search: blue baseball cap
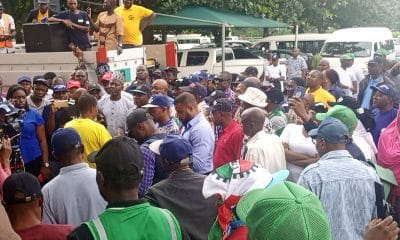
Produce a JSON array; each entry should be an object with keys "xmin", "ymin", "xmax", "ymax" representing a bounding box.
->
[
  {"xmin": 17, "ymin": 76, "xmax": 32, "ymax": 84},
  {"xmin": 52, "ymin": 84, "xmax": 68, "ymax": 93},
  {"xmin": 142, "ymin": 94, "xmax": 170, "ymax": 108},
  {"xmin": 51, "ymin": 128, "xmax": 83, "ymax": 155},
  {"xmin": 190, "ymin": 70, "xmax": 208, "ymax": 83},
  {"xmin": 149, "ymin": 135, "xmax": 192, "ymax": 164},
  {"xmin": 371, "ymin": 84, "xmax": 397, "ymax": 99},
  {"xmin": 309, "ymin": 117, "xmax": 349, "ymax": 144},
  {"xmin": 180, "ymin": 82, "xmax": 207, "ymax": 99}
]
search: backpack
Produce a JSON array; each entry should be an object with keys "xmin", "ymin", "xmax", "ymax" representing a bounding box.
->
[{"xmin": 143, "ymin": 133, "xmax": 169, "ymax": 184}]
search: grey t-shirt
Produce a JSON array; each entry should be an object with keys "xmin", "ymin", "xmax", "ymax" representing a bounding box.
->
[
  {"xmin": 42, "ymin": 163, "xmax": 107, "ymax": 227},
  {"xmin": 287, "ymin": 56, "xmax": 308, "ymax": 79},
  {"xmin": 145, "ymin": 170, "xmax": 217, "ymax": 240}
]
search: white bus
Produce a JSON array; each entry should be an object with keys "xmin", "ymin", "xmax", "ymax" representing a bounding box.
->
[{"xmin": 253, "ymin": 33, "xmax": 332, "ymax": 54}]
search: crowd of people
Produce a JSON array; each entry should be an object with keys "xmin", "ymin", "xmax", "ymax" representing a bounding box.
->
[{"xmin": 2, "ymin": 0, "xmax": 400, "ymax": 240}]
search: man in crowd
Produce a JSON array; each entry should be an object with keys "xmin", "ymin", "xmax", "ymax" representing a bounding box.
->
[
  {"xmin": 318, "ymin": 59, "xmax": 330, "ymax": 71},
  {"xmin": 73, "ymin": 70, "xmax": 88, "ymax": 90},
  {"xmin": 126, "ymin": 109, "xmax": 168, "ymax": 195},
  {"xmin": 67, "ymin": 137, "xmax": 183, "ymax": 240},
  {"xmin": 98, "ymin": 72, "xmax": 135, "ymax": 137},
  {"xmin": 164, "ymin": 67, "xmax": 179, "ymax": 88},
  {"xmin": 115, "ymin": 0, "xmax": 155, "ymax": 48},
  {"xmin": 265, "ymin": 54, "xmax": 286, "ymax": 91},
  {"xmin": 216, "ymin": 71, "xmax": 236, "ymax": 103},
  {"xmin": 3, "ymin": 172, "xmax": 73, "ymax": 239},
  {"xmin": 134, "ymin": 64, "xmax": 151, "ymax": 85},
  {"xmin": 287, "ymin": 47, "xmax": 308, "ymax": 80},
  {"xmin": 88, "ymin": 0, "xmax": 123, "ymax": 54},
  {"xmin": 298, "ymin": 117, "xmax": 380, "ymax": 240},
  {"xmin": 265, "ymin": 88, "xmax": 287, "ymax": 136},
  {"xmin": 286, "ymin": 77, "xmax": 306, "ymax": 98},
  {"xmin": 43, "ymin": 84, "xmax": 70, "ymax": 136},
  {"xmin": 238, "ymin": 87, "xmax": 267, "ymax": 112},
  {"xmin": 131, "ymin": 84, "xmax": 151, "ymax": 108},
  {"xmin": 152, "ymin": 79, "xmax": 174, "ymax": 109},
  {"xmin": 26, "ymin": 0, "xmax": 56, "ymax": 23},
  {"xmin": 17, "ymin": 76, "xmax": 32, "ymax": 95},
  {"xmin": 49, "ymin": 0, "xmax": 91, "ymax": 51},
  {"xmin": 142, "ymin": 94, "xmax": 179, "ymax": 135},
  {"xmin": 181, "ymin": 82, "xmax": 208, "ymax": 116},
  {"xmin": 0, "ymin": 2, "xmax": 16, "ymax": 54},
  {"xmin": 241, "ymin": 66, "xmax": 259, "ymax": 78},
  {"xmin": 306, "ymin": 70, "xmax": 336, "ymax": 108},
  {"xmin": 370, "ymin": 84, "xmax": 398, "ymax": 145},
  {"xmin": 241, "ymin": 107, "xmax": 286, "ymax": 173},
  {"xmin": 358, "ymin": 59, "xmax": 394, "ymax": 109},
  {"xmin": 42, "ymin": 128, "xmax": 106, "ymax": 227},
  {"xmin": 64, "ymin": 94, "xmax": 111, "ymax": 167},
  {"xmin": 88, "ymin": 83, "xmax": 102, "ymax": 100},
  {"xmin": 175, "ymin": 93, "xmax": 215, "ymax": 174},
  {"xmin": 27, "ymin": 77, "xmax": 50, "ymax": 114},
  {"xmin": 67, "ymin": 79, "xmax": 81, "ymax": 95},
  {"xmin": 146, "ymin": 135, "xmax": 217, "ymax": 240},
  {"xmin": 335, "ymin": 53, "xmax": 357, "ymax": 96},
  {"xmin": 211, "ymin": 98, "xmax": 244, "ymax": 169}
]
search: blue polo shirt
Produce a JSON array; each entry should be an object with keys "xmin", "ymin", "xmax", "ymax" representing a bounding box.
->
[
  {"xmin": 361, "ymin": 76, "xmax": 381, "ymax": 109},
  {"xmin": 20, "ymin": 109, "xmax": 45, "ymax": 163},
  {"xmin": 371, "ymin": 107, "xmax": 398, "ymax": 145},
  {"xmin": 54, "ymin": 10, "xmax": 91, "ymax": 50}
]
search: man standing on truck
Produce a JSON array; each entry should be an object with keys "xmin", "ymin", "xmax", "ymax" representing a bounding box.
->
[
  {"xmin": 287, "ymin": 48, "xmax": 308, "ymax": 80},
  {"xmin": 0, "ymin": 2, "xmax": 16, "ymax": 54},
  {"xmin": 87, "ymin": 0, "xmax": 123, "ymax": 55},
  {"xmin": 115, "ymin": 0, "xmax": 155, "ymax": 48},
  {"xmin": 49, "ymin": 0, "xmax": 91, "ymax": 51},
  {"xmin": 25, "ymin": 0, "xmax": 57, "ymax": 23}
]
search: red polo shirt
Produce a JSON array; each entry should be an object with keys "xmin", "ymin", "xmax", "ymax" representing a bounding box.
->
[{"xmin": 213, "ymin": 120, "xmax": 244, "ymax": 169}]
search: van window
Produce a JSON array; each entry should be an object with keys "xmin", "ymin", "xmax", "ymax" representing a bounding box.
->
[
  {"xmin": 277, "ymin": 41, "xmax": 325, "ymax": 54},
  {"xmin": 382, "ymin": 39, "xmax": 394, "ymax": 53},
  {"xmin": 216, "ymin": 50, "xmax": 234, "ymax": 63},
  {"xmin": 321, "ymin": 42, "xmax": 372, "ymax": 57},
  {"xmin": 232, "ymin": 48, "xmax": 259, "ymax": 59},
  {"xmin": 187, "ymin": 51, "xmax": 209, "ymax": 66}
]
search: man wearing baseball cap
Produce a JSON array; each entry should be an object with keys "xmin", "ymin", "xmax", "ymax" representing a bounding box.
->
[
  {"xmin": 142, "ymin": 94, "xmax": 179, "ymax": 135},
  {"xmin": 26, "ymin": 0, "xmax": 56, "ymax": 23},
  {"xmin": 129, "ymin": 84, "xmax": 151, "ymax": 108},
  {"xmin": 3, "ymin": 172, "xmax": 73, "ymax": 239},
  {"xmin": 241, "ymin": 66, "xmax": 259, "ymax": 78},
  {"xmin": 42, "ymin": 128, "xmax": 106, "ymax": 227},
  {"xmin": 236, "ymin": 181, "xmax": 331, "ymax": 240},
  {"xmin": 181, "ymin": 82, "xmax": 209, "ymax": 116},
  {"xmin": 68, "ymin": 137, "xmax": 183, "ymax": 240},
  {"xmin": 335, "ymin": 53, "xmax": 357, "ymax": 96},
  {"xmin": 265, "ymin": 88, "xmax": 287, "ymax": 136},
  {"xmin": 298, "ymin": 117, "xmax": 380, "ymax": 240},
  {"xmin": 146, "ymin": 135, "xmax": 217, "ymax": 240},
  {"xmin": 17, "ymin": 76, "xmax": 32, "ymax": 95},
  {"xmin": 42, "ymin": 84, "xmax": 70, "ymax": 136},
  {"xmin": 211, "ymin": 98, "xmax": 244, "ymax": 169},
  {"xmin": 27, "ymin": 76, "xmax": 51, "ymax": 114},
  {"xmin": 370, "ymin": 84, "xmax": 398, "ymax": 145}
]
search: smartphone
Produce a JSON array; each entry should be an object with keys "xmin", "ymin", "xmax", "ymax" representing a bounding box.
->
[
  {"xmin": 293, "ymin": 86, "xmax": 307, "ymax": 99},
  {"xmin": 53, "ymin": 100, "xmax": 69, "ymax": 109}
]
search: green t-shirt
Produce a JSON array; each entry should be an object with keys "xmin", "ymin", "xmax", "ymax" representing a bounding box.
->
[{"xmin": 85, "ymin": 202, "xmax": 182, "ymax": 240}]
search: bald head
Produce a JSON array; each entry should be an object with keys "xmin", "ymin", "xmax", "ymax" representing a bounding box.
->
[
  {"xmin": 72, "ymin": 88, "xmax": 88, "ymax": 101},
  {"xmin": 303, "ymin": 93, "xmax": 315, "ymax": 110},
  {"xmin": 152, "ymin": 79, "xmax": 169, "ymax": 95},
  {"xmin": 318, "ymin": 59, "xmax": 330, "ymax": 71},
  {"xmin": 241, "ymin": 107, "xmax": 266, "ymax": 137}
]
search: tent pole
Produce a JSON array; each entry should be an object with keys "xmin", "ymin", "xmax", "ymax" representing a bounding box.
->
[{"xmin": 222, "ymin": 24, "xmax": 226, "ymax": 72}]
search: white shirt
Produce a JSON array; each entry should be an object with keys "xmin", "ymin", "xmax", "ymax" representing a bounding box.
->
[
  {"xmin": 243, "ymin": 130, "xmax": 286, "ymax": 173},
  {"xmin": 349, "ymin": 65, "xmax": 365, "ymax": 97},
  {"xmin": 280, "ymin": 124, "xmax": 317, "ymax": 181},
  {"xmin": 0, "ymin": 14, "xmax": 15, "ymax": 53},
  {"xmin": 335, "ymin": 67, "xmax": 355, "ymax": 96},
  {"xmin": 98, "ymin": 94, "xmax": 135, "ymax": 137},
  {"xmin": 353, "ymin": 120, "xmax": 377, "ymax": 162},
  {"xmin": 265, "ymin": 64, "xmax": 287, "ymax": 89}
]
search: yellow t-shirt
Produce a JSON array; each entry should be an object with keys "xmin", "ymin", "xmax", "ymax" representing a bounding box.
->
[
  {"xmin": 37, "ymin": 11, "xmax": 49, "ymax": 23},
  {"xmin": 307, "ymin": 87, "xmax": 336, "ymax": 108},
  {"xmin": 64, "ymin": 118, "xmax": 112, "ymax": 168},
  {"xmin": 115, "ymin": 5, "xmax": 153, "ymax": 45}
]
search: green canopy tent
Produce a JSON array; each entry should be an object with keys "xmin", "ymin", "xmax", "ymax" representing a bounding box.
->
[{"xmin": 150, "ymin": 6, "xmax": 289, "ymax": 71}]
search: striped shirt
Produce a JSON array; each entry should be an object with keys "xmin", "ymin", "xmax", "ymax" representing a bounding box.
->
[{"xmin": 298, "ymin": 150, "xmax": 379, "ymax": 240}]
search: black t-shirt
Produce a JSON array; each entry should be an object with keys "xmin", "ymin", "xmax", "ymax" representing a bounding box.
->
[{"xmin": 53, "ymin": 10, "xmax": 91, "ymax": 50}]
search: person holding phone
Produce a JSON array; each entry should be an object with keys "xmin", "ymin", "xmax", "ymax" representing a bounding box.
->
[{"xmin": 306, "ymin": 70, "xmax": 336, "ymax": 108}]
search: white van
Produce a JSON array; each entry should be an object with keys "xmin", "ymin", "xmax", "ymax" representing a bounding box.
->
[
  {"xmin": 253, "ymin": 33, "xmax": 332, "ymax": 54},
  {"xmin": 167, "ymin": 34, "xmax": 212, "ymax": 50},
  {"xmin": 320, "ymin": 27, "xmax": 395, "ymax": 71}
]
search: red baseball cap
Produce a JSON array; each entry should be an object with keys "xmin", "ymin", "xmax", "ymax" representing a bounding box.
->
[
  {"xmin": 67, "ymin": 80, "xmax": 81, "ymax": 89},
  {"xmin": 102, "ymin": 71, "xmax": 113, "ymax": 82}
]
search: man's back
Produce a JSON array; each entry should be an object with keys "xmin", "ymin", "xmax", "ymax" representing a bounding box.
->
[
  {"xmin": 145, "ymin": 171, "xmax": 217, "ymax": 240},
  {"xmin": 298, "ymin": 150, "xmax": 379, "ymax": 240},
  {"xmin": 42, "ymin": 163, "xmax": 107, "ymax": 227},
  {"xmin": 16, "ymin": 224, "xmax": 73, "ymax": 240},
  {"xmin": 65, "ymin": 118, "xmax": 112, "ymax": 167},
  {"xmin": 68, "ymin": 201, "xmax": 183, "ymax": 240},
  {"xmin": 244, "ymin": 130, "xmax": 286, "ymax": 173}
]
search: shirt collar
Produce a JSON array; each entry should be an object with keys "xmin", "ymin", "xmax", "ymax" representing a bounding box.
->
[
  {"xmin": 107, "ymin": 199, "xmax": 147, "ymax": 209},
  {"xmin": 60, "ymin": 163, "xmax": 89, "ymax": 174},
  {"xmin": 185, "ymin": 112, "xmax": 202, "ymax": 129},
  {"xmin": 320, "ymin": 150, "xmax": 353, "ymax": 161}
]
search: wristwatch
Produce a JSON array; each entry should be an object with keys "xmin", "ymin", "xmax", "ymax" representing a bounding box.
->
[{"xmin": 43, "ymin": 162, "xmax": 50, "ymax": 168}]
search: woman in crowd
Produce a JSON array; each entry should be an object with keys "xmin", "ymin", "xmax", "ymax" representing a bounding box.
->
[
  {"xmin": 322, "ymin": 69, "xmax": 347, "ymax": 100},
  {"xmin": 6, "ymin": 84, "xmax": 50, "ymax": 178}
]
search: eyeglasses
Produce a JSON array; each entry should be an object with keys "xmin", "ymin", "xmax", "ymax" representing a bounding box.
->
[{"xmin": 312, "ymin": 137, "xmax": 325, "ymax": 145}]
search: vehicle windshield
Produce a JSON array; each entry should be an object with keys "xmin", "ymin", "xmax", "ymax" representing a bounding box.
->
[{"xmin": 321, "ymin": 42, "xmax": 372, "ymax": 57}]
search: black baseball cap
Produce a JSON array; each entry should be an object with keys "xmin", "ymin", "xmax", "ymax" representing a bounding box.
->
[
  {"xmin": 33, "ymin": 76, "xmax": 50, "ymax": 88},
  {"xmin": 3, "ymin": 172, "xmax": 42, "ymax": 205},
  {"xmin": 205, "ymin": 90, "xmax": 226, "ymax": 104},
  {"xmin": 126, "ymin": 108, "xmax": 152, "ymax": 131},
  {"xmin": 88, "ymin": 83, "xmax": 101, "ymax": 93},
  {"xmin": 88, "ymin": 137, "xmax": 144, "ymax": 181},
  {"xmin": 210, "ymin": 98, "xmax": 232, "ymax": 112},
  {"xmin": 131, "ymin": 85, "xmax": 151, "ymax": 96},
  {"xmin": 266, "ymin": 88, "xmax": 284, "ymax": 104},
  {"xmin": 242, "ymin": 66, "xmax": 258, "ymax": 76}
]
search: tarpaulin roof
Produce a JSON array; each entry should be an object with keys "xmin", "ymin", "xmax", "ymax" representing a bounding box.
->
[{"xmin": 151, "ymin": 6, "xmax": 288, "ymax": 28}]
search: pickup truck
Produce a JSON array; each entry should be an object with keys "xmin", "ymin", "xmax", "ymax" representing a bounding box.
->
[{"xmin": 177, "ymin": 47, "xmax": 265, "ymax": 77}]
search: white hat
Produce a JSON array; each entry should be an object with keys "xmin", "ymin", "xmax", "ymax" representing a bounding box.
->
[{"xmin": 238, "ymin": 87, "xmax": 267, "ymax": 108}]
